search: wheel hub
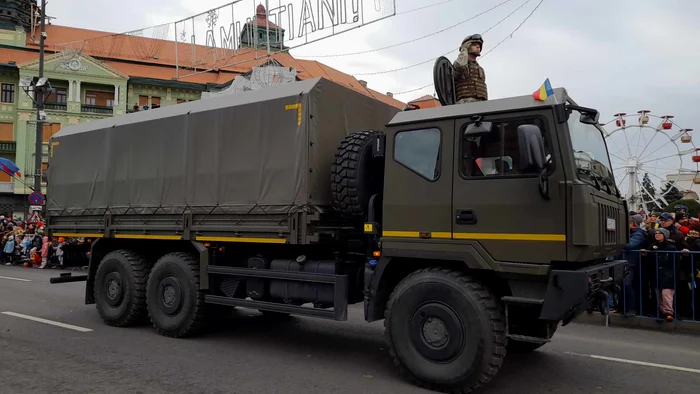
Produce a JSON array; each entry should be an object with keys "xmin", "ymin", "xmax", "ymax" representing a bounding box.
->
[
  {"xmin": 159, "ymin": 276, "xmax": 183, "ymax": 315},
  {"xmin": 410, "ymin": 302, "xmax": 464, "ymax": 362},
  {"xmin": 422, "ymin": 317, "xmax": 449, "ymax": 347},
  {"xmin": 104, "ymin": 272, "xmax": 124, "ymax": 306}
]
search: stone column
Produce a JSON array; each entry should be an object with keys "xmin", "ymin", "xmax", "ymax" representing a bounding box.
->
[{"xmin": 113, "ymin": 85, "xmax": 119, "ymax": 107}]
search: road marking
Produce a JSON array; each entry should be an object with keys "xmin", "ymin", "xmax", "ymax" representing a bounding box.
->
[
  {"xmin": 0, "ymin": 275, "xmax": 31, "ymax": 282},
  {"xmin": 1, "ymin": 311, "xmax": 93, "ymax": 332},
  {"xmin": 566, "ymin": 352, "xmax": 700, "ymax": 374}
]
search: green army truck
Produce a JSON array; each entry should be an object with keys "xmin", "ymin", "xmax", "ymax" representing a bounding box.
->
[{"xmin": 48, "ymin": 76, "xmax": 627, "ymax": 393}]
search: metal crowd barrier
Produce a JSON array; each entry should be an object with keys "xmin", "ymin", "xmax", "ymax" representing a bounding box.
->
[{"xmin": 618, "ymin": 250, "xmax": 699, "ymax": 323}]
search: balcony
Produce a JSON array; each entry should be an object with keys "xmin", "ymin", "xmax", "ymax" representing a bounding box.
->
[
  {"xmin": 33, "ymin": 101, "xmax": 67, "ymax": 111},
  {"xmin": 0, "ymin": 142, "xmax": 16, "ymax": 152},
  {"xmin": 81, "ymin": 104, "xmax": 113, "ymax": 115}
]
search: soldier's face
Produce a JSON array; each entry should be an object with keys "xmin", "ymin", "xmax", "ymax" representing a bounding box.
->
[{"xmin": 470, "ymin": 43, "xmax": 481, "ymax": 54}]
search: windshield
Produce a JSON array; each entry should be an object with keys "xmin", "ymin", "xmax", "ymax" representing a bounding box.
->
[{"xmin": 567, "ymin": 109, "xmax": 615, "ymax": 187}]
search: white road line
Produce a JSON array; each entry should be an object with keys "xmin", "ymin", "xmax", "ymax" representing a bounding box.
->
[
  {"xmin": 0, "ymin": 275, "xmax": 31, "ymax": 282},
  {"xmin": 565, "ymin": 352, "xmax": 700, "ymax": 374},
  {"xmin": 1, "ymin": 311, "xmax": 93, "ymax": 332}
]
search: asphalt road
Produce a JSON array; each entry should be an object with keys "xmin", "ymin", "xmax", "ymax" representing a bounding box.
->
[{"xmin": 0, "ymin": 266, "xmax": 698, "ymax": 394}]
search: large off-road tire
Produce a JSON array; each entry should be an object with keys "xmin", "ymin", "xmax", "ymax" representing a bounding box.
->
[
  {"xmin": 94, "ymin": 250, "xmax": 151, "ymax": 327},
  {"xmin": 331, "ymin": 130, "xmax": 385, "ymax": 220},
  {"xmin": 384, "ymin": 268, "xmax": 506, "ymax": 393},
  {"xmin": 146, "ymin": 252, "xmax": 206, "ymax": 338}
]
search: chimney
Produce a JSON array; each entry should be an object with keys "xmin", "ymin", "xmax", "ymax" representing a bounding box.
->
[
  {"xmin": 386, "ymin": 92, "xmax": 393, "ymax": 98},
  {"xmin": 358, "ymin": 80, "xmax": 367, "ymax": 88}
]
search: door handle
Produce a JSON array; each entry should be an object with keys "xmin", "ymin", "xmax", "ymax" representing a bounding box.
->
[{"xmin": 456, "ymin": 209, "xmax": 477, "ymax": 225}]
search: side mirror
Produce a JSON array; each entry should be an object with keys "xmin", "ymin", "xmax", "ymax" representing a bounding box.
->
[
  {"xmin": 579, "ymin": 111, "xmax": 600, "ymax": 125},
  {"xmin": 517, "ymin": 124, "xmax": 546, "ymax": 172},
  {"xmin": 465, "ymin": 121, "xmax": 493, "ymax": 135}
]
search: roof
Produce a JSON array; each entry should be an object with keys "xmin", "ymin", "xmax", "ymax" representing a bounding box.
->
[
  {"xmin": 408, "ymin": 95, "xmax": 441, "ymax": 109},
  {"xmin": 55, "ymin": 78, "xmax": 324, "ymax": 138},
  {"xmin": 388, "ymin": 88, "xmax": 569, "ymax": 126},
  {"xmin": 18, "ymin": 24, "xmax": 403, "ymax": 108}
]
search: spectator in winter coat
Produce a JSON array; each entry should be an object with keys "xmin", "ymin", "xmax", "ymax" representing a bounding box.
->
[
  {"xmin": 641, "ymin": 227, "xmax": 677, "ymax": 322},
  {"xmin": 623, "ymin": 217, "xmax": 647, "ymax": 316},
  {"xmin": 675, "ymin": 212, "xmax": 691, "ymax": 236},
  {"xmin": 658, "ymin": 213, "xmax": 686, "ymax": 250}
]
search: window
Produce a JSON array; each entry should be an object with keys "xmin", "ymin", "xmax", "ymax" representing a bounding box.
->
[
  {"xmin": 139, "ymin": 95, "xmax": 149, "ymax": 106},
  {"xmin": 0, "ymin": 123, "xmax": 13, "ymax": 141},
  {"xmin": 567, "ymin": 107, "xmax": 614, "ymax": 185},
  {"xmin": 42, "ymin": 123, "xmax": 61, "ymax": 143},
  {"xmin": 394, "ymin": 128, "xmax": 441, "ymax": 181},
  {"xmin": 1, "ymin": 84, "xmax": 14, "ymax": 103},
  {"xmin": 85, "ymin": 90, "xmax": 114, "ymax": 106},
  {"xmin": 85, "ymin": 92, "xmax": 96, "ymax": 105},
  {"xmin": 151, "ymin": 97, "xmax": 161, "ymax": 108},
  {"xmin": 460, "ymin": 118, "xmax": 549, "ymax": 178},
  {"xmin": 47, "ymin": 88, "xmax": 67, "ymax": 104}
]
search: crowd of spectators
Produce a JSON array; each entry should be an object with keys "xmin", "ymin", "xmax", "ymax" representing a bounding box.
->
[
  {"xmin": 620, "ymin": 205, "xmax": 700, "ymax": 322},
  {"xmin": 0, "ymin": 216, "xmax": 67, "ymax": 269}
]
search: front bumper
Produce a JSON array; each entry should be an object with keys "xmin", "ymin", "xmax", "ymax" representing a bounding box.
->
[{"xmin": 540, "ymin": 260, "xmax": 627, "ymax": 322}]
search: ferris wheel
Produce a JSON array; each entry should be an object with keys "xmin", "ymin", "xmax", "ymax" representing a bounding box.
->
[{"xmin": 602, "ymin": 111, "xmax": 697, "ymax": 211}]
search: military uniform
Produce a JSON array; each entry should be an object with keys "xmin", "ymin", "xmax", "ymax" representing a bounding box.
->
[{"xmin": 453, "ymin": 37, "xmax": 487, "ymax": 103}]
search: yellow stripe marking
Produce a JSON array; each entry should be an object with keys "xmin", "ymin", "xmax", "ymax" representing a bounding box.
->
[
  {"xmin": 285, "ymin": 103, "xmax": 302, "ymax": 125},
  {"xmin": 431, "ymin": 232, "xmax": 452, "ymax": 239},
  {"xmin": 382, "ymin": 231, "xmax": 420, "ymax": 238},
  {"xmin": 114, "ymin": 234, "xmax": 182, "ymax": 240},
  {"xmin": 195, "ymin": 236, "xmax": 287, "ymax": 244},
  {"xmin": 383, "ymin": 231, "xmax": 566, "ymax": 242},
  {"xmin": 52, "ymin": 232, "xmax": 104, "ymax": 238},
  {"xmin": 454, "ymin": 233, "xmax": 566, "ymax": 242}
]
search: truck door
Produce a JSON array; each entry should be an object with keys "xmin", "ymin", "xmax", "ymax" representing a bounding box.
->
[{"xmin": 451, "ymin": 111, "xmax": 567, "ymax": 265}]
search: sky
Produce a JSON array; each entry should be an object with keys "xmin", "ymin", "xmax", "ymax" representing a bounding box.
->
[{"xmin": 44, "ymin": 0, "xmax": 700, "ymax": 200}]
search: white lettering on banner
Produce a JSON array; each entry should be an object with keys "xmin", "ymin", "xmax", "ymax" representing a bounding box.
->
[{"xmin": 175, "ymin": 0, "xmax": 395, "ymax": 65}]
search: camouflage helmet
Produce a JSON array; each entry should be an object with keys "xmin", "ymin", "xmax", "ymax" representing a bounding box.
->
[{"xmin": 460, "ymin": 34, "xmax": 484, "ymax": 51}]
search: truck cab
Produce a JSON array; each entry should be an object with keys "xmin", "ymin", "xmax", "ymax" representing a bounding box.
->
[{"xmin": 362, "ymin": 88, "xmax": 627, "ymax": 390}]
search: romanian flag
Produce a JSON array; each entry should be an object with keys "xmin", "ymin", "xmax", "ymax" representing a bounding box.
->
[
  {"xmin": 532, "ymin": 78, "xmax": 554, "ymax": 101},
  {"xmin": 0, "ymin": 157, "xmax": 21, "ymax": 178}
]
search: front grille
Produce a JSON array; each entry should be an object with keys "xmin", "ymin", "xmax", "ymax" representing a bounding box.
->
[{"xmin": 600, "ymin": 203, "xmax": 619, "ymax": 245}]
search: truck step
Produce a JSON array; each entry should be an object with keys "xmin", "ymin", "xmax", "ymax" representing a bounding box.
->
[
  {"xmin": 205, "ymin": 295, "xmax": 348, "ymax": 321},
  {"xmin": 506, "ymin": 334, "xmax": 550, "ymax": 344},
  {"xmin": 501, "ymin": 296, "xmax": 544, "ymax": 305}
]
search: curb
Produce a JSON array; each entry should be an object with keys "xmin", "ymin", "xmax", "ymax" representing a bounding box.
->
[{"xmin": 574, "ymin": 311, "xmax": 700, "ymax": 336}]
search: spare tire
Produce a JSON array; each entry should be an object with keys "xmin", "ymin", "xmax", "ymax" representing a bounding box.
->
[{"xmin": 331, "ymin": 130, "xmax": 385, "ymax": 220}]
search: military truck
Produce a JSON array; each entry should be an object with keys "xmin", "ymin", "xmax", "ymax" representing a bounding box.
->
[{"xmin": 48, "ymin": 76, "xmax": 627, "ymax": 393}]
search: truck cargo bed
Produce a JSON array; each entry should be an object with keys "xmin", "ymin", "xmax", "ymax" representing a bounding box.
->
[{"xmin": 47, "ymin": 78, "xmax": 400, "ymax": 243}]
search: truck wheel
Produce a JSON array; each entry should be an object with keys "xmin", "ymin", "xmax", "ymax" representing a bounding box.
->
[
  {"xmin": 147, "ymin": 252, "xmax": 205, "ymax": 338},
  {"xmin": 331, "ymin": 130, "xmax": 384, "ymax": 219},
  {"xmin": 94, "ymin": 250, "xmax": 151, "ymax": 327},
  {"xmin": 384, "ymin": 268, "xmax": 506, "ymax": 393}
]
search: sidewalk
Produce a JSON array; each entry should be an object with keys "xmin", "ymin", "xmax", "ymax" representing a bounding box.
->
[{"xmin": 575, "ymin": 311, "xmax": 700, "ymax": 336}]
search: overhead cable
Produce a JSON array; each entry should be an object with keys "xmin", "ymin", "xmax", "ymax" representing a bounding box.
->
[{"xmin": 391, "ymin": 0, "xmax": 546, "ymax": 96}]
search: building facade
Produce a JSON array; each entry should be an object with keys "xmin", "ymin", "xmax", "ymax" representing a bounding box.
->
[{"xmin": 0, "ymin": 2, "xmax": 406, "ymax": 219}]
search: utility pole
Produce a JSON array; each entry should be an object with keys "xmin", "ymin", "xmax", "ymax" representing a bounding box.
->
[{"xmin": 33, "ymin": 0, "xmax": 47, "ymax": 192}]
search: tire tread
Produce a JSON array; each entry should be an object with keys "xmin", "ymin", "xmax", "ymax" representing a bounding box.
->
[
  {"xmin": 94, "ymin": 250, "xmax": 151, "ymax": 327},
  {"xmin": 148, "ymin": 252, "xmax": 206, "ymax": 338},
  {"xmin": 330, "ymin": 130, "xmax": 383, "ymax": 219},
  {"xmin": 383, "ymin": 267, "xmax": 506, "ymax": 393}
]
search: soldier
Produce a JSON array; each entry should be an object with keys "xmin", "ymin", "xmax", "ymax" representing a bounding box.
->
[{"xmin": 453, "ymin": 34, "xmax": 487, "ymax": 104}]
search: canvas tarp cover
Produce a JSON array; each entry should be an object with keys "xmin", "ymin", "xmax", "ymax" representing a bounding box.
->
[{"xmin": 47, "ymin": 78, "xmax": 400, "ymax": 216}]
